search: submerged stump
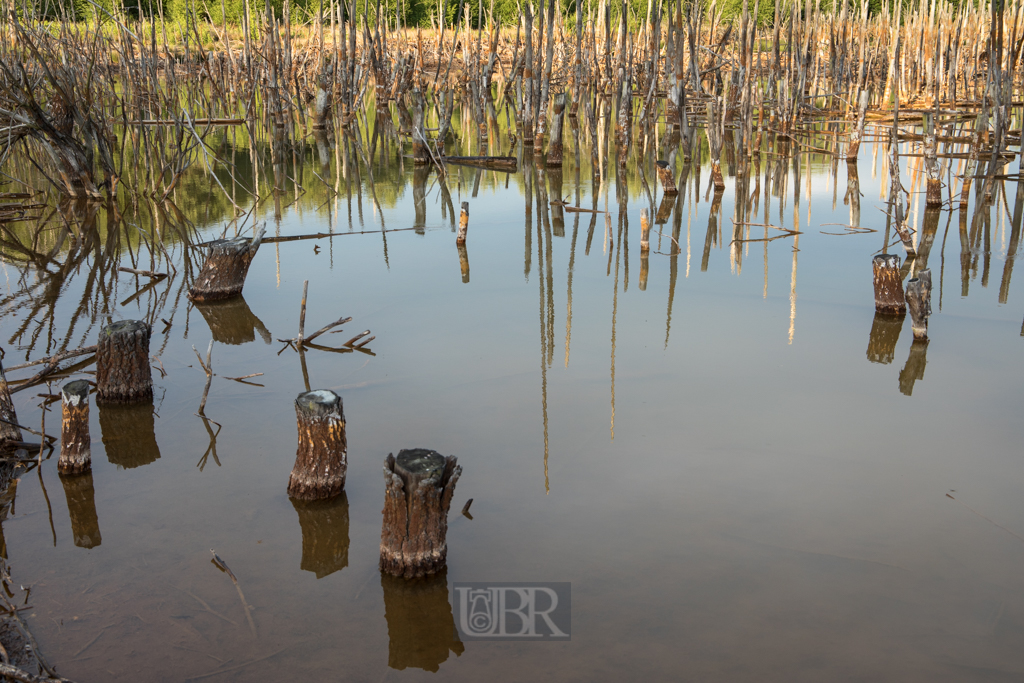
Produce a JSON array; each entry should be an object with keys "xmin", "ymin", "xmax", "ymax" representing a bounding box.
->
[
  {"xmin": 189, "ymin": 227, "xmax": 265, "ymax": 302},
  {"xmin": 96, "ymin": 320, "xmax": 153, "ymax": 404},
  {"xmin": 58, "ymin": 380, "xmax": 91, "ymax": 475},
  {"xmin": 288, "ymin": 390, "xmax": 347, "ymax": 501},
  {"xmin": 380, "ymin": 449, "xmax": 461, "ymax": 579},
  {"xmin": 872, "ymin": 254, "xmax": 907, "ymax": 315}
]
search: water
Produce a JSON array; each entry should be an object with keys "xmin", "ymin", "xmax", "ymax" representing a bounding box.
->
[{"xmin": 3, "ymin": 127, "xmax": 1024, "ymax": 682}]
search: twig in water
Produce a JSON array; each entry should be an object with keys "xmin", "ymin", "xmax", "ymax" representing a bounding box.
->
[
  {"xmin": 0, "ymin": 418, "xmax": 56, "ymax": 443},
  {"xmin": 946, "ymin": 493, "xmax": 1024, "ymax": 545},
  {"xmin": 342, "ymin": 330, "xmax": 371, "ymax": 347},
  {"xmin": 192, "ymin": 341, "xmax": 214, "ymax": 415},
  {"xmin": 298, "ymin": 280, "xmax": 309, "ymax": 344},
  {"xmin": 209, "ymin": 550, "xmax": 256, "ymax": 637}
]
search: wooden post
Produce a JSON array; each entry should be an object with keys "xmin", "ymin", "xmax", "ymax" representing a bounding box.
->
[
  {"xmin": 867, "ymin": 311, "xmax": 904, "ymax": 365},
  {"xmin": 189, "ymin": 227, "xmax": 266, "ymax": 302},
  {"xmin": 923, "ymin": 113, "xmax": 942, "ymax": 207},
  {"xmin": 59, "ymin": 471, "xmax": 101, "ymax": 549},
  {"xmin": 905, "ymin": 269, "xmax": 932, "ymax": 340},
  {"xmin": 291, "ymin": 493, "xmax": 349, "ymax": 578},
  {"xmin": 872, "ymin": 254, "xmax": 907, "ymax": 315},
  {"xmin": 96, "ymin": 320, "xmax": 153, "ymax": 404},
  {"xmin": 58, "ymin": 380, "xmax": 91, "ymax": 475},
  {"xmin": 380, "ymin": 449, "xmax": 461, "ymax": 579},
  {"xmin": 545, "ymin": 93, "xmax": 566, "ymax": 167},
  {"xmin": 0, "ymin": 358, "xmax": 21, "ymax": 449},
  {"xmin": 656, "ymin": 160, "xmax": 677, "ymax": 195},
  {"xmin": 456, "ymin": 202, "xmax": 469, "ymax": 244},
  {"xmin": 381, "ymin": 570, "xmax": 464, "ymax": 671},
  {"xmin": 288, "ymin": 390, "xmax": 347, "ymax": 501},
  {"xmin": 100, "ymin": 402, "xmax": 161, "ymax": 469}
]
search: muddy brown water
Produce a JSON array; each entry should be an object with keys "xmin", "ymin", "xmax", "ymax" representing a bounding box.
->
[{"xmin": 2, "ymin": 131, "xmax": 1024, "ymax": 682}]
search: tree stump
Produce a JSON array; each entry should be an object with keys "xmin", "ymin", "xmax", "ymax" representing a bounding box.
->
[
  {"xmin": 59, "ymin": 471, "xmax": 101, "ymax": 549},
  {"xmin": 923, "ymin": 113, "xmax": 943, "ymax": 207},
  {"xmin": 656, "ymin": 160, "xmax": 677, "ymax": 195},
  {"xmin": 100, "ymin": 402, "xmax": 161, "ymax": 468},
  {"xmin": 189, "ymin": 227, "xmax": 266, "ymax": 302},
  {"xmin": 96, "ymin": 320, "xmax": 153, "ymax": 404},
  {"xmin": 872, "ymin": 254, "xmax": 907, "ymax": 315},
  {"xmin": 456, "ymin": 202, "xmax": 469, "ymax": 245},
  {"xmin": 545, "ymin": 93, "xmax": 566, "ymax": 167},
  {"xmin": 288, "ymin": 390, "xmax": 347, "ymax": 501},
  {"xmin": 846, "ymin": 89, "xmax": 869, "ymax": 162},
  {"xmin": 866, "ymin": 312, "xmax": 904, "ymax": 365},
  {"xmin": 905, "ymin": 269, "xmax": 932, "ymax": 340},
  {"xmin": 313, "ymin": 58, "xmax": 334, "ymax": 131},
  {"xmin": 0, "ymin": 358, "xmax": 21, "ymax": 449},
  {"xmin": 292, "ymin": 493, "xmax": 349, "ymax": 578},
  {"xmin": 411, "ymin": 90, "xmax": 430, "ymax": 165},
  {"xmin": 380, "ymin": 449, "xmax": 461, "ymax": 579},
  {"xmin": 58, "ymin": 380, "xmax": 91, "ymax": 475},
  {"xmin": 381, "ymin": 570, "xmax": 464, "ymax": 672}
]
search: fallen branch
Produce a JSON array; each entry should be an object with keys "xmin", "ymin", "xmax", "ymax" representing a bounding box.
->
[{"xmin": 210, "ymin": 550, "xmax": 256, "ymax": 637}]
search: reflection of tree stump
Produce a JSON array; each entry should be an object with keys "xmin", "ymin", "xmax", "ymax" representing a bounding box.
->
[
  {"xmin": 0, "ymin": 359, "xmax": 22, "ymax": 449},
  {"xmin": 549, "ymin": 168, "xmax": 565, "ymax": 237},
  {"xmin": 58, "ymin": 380, "xmax": 91, "ymax": 474},
  {"xmin": 382, "ymin": 569, "xmax": 464, "ymax": 672},
  {"xmin": 96, "ymin": 320, "xmax": 153, "ymax": 404},
  {"xmin": 380, "ymin": 449, "xmax": 461, "ymax": 579},
  {"xmin": 899, "ymin": 340, "xmax": 929, "ymax": 396},
  {"xmin": 60, "ymin": 472, "xmax": 102, "ymax": 549},
  {"xmin": 99, "ymin": 401, "xmax": 161, "ymax": 469},
  {"xmin": 655, "ymin": 195, "xmax": 674, "ymax": 224},
  {"xmin": 288, "ymin": 391, "xmax": 347, "ymax": 500},
  {"xmin": 457, "ymin": 243, "xmax": 470, "ymax": 284},
  {"xmin": 189, "ymin": 228, "xmax": 265, "ymax": 302},
  {"xmin": 195, "ymin": 296, "xmax": 272, "ymax": 345},
  {"xmin": 412, "ymin": 166, "xmax": 429, "ymax": 233},
  {"xmin": 291, "ymin": 493, "xmax": 349, "ymax": 578},
  {"xmin": 866, "ymin": 313, "xmax": 904, "ymax": 365},
  {"xmin": 656, "ymin": 160, "xmax": 677, "ymax": 195},
  {"xmin": 872, "ymin": 254, "xmax": 907, "ymax": 314}
]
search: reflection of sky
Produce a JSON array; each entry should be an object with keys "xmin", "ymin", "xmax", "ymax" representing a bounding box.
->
[{"xmin": 4, "ymin": 137, "xmax": 1024, "ymax": 682}]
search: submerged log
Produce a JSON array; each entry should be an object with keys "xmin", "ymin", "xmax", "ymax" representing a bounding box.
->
[
  {"xmin": 0, "ymin": 359, "xmax": 21, "ymax": 449},
  {"xmin": 59, "ymin": 471, "xmax": 101, "ymax": 549},
  {"xmin": 872, "ymin": 254, "xmax": 907, "ymax": 315},
  {"xmin": 189, "ymin": 227, "xmax": 266, "ymax": 302},
  {"xmin": 96, "ymin": 320, "xmax": 153, "ymax": 404},
  {"xmin": 380, "ymin": 449, "xmax": 461, "ymax": 579},
  {"xmin": 443, "ymin": 156, "xmax": 517, "ymax": 171},
  {"xmin": 656, "ymin": 160, "xmax": 677, "ymax": 195},
  {"xmin": 100, "ymin": 401, "xmax": 161, "ymax": 468},
  {"xmin": 292, "ymin": 493, "xmax": 349, "ymax": 578},
  {"xmin": 288, "ymin": 390, "xmax": 347, "ymax": 501},
  {"xmin": 382, "ymin": 569, "xmax": 464, "ymax": 672},
  {"xmin": 905, "ymin": 269, "xmax": 932, "ymax": 340},
  {"xmin": 58, "ymin": 380, "xmax": 91, "ymax": 475}
]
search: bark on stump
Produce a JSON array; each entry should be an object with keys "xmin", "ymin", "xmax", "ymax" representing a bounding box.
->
[
  {"xmin": 456, "ymin": 202, "xmax": 469, "ymax": 244},
  {"xmin": 96, "ymin": 320, "xmax": 153, "ymax": 404},
  {"xmin": 58, "ymin": 380, "xmax": 91, "ymax": 475},
  {"xmin": 288, "ymin": 390, "xmax": 347, "ymax": 501},
  {"xmin": 313, "ymin": 58, "xmax": 334, "ymax": 131},
  {"xmin": 100, "ymin": 401, "xmax": 161, "ymax": 468},
  {"xmin": 923, "ymin": 112, "xmax": 943, "ymax": 207},
  {"xmin": 411, "ymin": 90, "xmax": 430, "ymax": 165},
  {"xmin": 189, "ymin": 227, "xmax": 265, "ymax": 302},
  {"xmin": 380, "ymin": 449, "xmax": 461, "ymax": 579},
  {"xmin": 656, "ymin": 160, "xmax": 677, "ymax": 195},
  {"xmin": 382, "ymin": 569, "xmax": 464, "ymax": 672},
  {"xmin": 545, "ymin": 94, "xmax": 566, "ymax": 167},
  {"xmin": 866, "ymin": 312, "xmax": 904, "ymax": 365},
  {"xmin": 0, "ymin": 358, "xmax": 21, "ymax": 450},
  {"xmin": 59, "ymin": 471, "xmax": 101, "ymax": 549},
  {"xmin": 906, "ymin": 269, "xmax": 932, "ymax": 340},
  {"xmin": 872, "ymin": 254, "xmax": 907, "ymax": 314},
  {"xmin": 292, "ymin": 493, "xmax": 349, "ymax": 578}
]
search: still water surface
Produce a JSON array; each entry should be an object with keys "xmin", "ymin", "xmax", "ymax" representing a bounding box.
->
[{"xmin": 3, "ymin": 130, "xmax": 1024, "ymax": 682}]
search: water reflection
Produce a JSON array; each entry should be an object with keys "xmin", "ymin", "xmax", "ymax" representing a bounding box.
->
[
  {"xmin": 194, "ymin": 296, "xmax": 272, "ymax": 345},
  {"xmin": 866, "ymin": 313, "xmax": 905, "ymax": 365},
  {"xmin": 290, "ymin": 494, "xmax": 349, "ymax": 579},
  {"xmin": 898, "ymin": 339, "xmax": 929, "ymax": 397},
  {"xmin": 381, "ymin": 569, "xmax": 464, "ymax": 672},
  {"xmin": 100, "ymin": 402, "xmax": 161, "ymax": 469},
  {"xmin": 59, "ymin": 472, "xmax": 101, "ymax": 549}
]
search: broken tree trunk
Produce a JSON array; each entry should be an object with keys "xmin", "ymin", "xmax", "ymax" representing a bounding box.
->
[
  {"xmin": 189, "ymin": 227, "xmax": 266, "ymax": 302},
  {"xmin": 411, "ymin": 90, "xmax": 430, "ymax": 165},
  {"xmin": 923, "ymin": 113, "xmax": 942, "ymax": 207},
  {"xmin": 288, "ymin": 390, "xmax": 347, "ymax": 500},
  {"xmin": 58, "ymin": 380, "xmax": 91, "ymax": 474},
  {"xmin": 314, "ymin": 58, "xmax": 334, "ymax": 130},
  {"xmin": 0, "ymin": 359, "xmax": 21, "ymax": 449},
  {"xmin": 456, "ymin": 202, "xmax": 469, "ymax": 244},
  {"xmin": 96, "ymin": 320, "xmax": 153, "ymax": 404},
  {"xmin": 847, "ymin": 89, "xmax": 869, "ymax": 161},
  {"xmin": 380, "ymin": 449, "xmax": 461, "ymax": 579},
  {"xmin": 546, "ymin": 93, "xmax": 566, "ymax": 167},
  {"xmin": 905, "ymin": 269, "xmax": 932, "ymax": 340},
  {"xmin": 872, "ymin": 254, "xmax": 907, "ymax": 315}
]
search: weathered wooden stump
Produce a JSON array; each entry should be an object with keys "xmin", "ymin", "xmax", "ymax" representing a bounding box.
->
[
  {"xmin": 846, "ymin": 89, "xmax": 869, "ymax": 162},
  {"xmin": 640, "ymin": 208, "xmax": 651, "ymax": 253},
  {"xmin": 195, "ymin": 296, "xmax": 272, "ymax": 346},
  {"xmin": 188, "ymin": 227, "xmax": 265, "ymax": 302},
  {"xmin": 288, "ymin": 390, "xmax": 347, "ymax": 501},
  {"xmin": 59, "ymin": 471, "xmax": 101, "ymax": 549},
  {"xmin": 96, "ymin": 320, "xmax": 153, "ymax": 404},
  {"xmin": 100, "ymin": 401, "xmax": 161, "ymax": 469},
  {"xmin": 291, "ymin": 493, "xmax": 349, "ymax": 578},
  {"xmin": 381, "ymin": 569, "xmax": 464, "ymax": 672},
  {"xmin": 545, "ymin": 94, "xmax": 566, "ymax": 167},
  {"xmin": 411, "ymin": 90, "xmax": 430, "ymax": 165},
  {"xmin": 0, "ymin": 358, "xmax": 21, "ymax": 449},
  {"xmin": 905, "ymin": 269, "xmax": 932, "ymax": 341},
  {"xmin": 58, "ymin": 380, "xmax": 91, "ymax": 475},
  {"xmin": 313, "ymin": 58, "xmax": 334, "ymax": 131},
  {"xmin": 380, "ymin": 449, "xmax": 461, "ymax": 579},
  {"xmin": 456, "ymin": 202, "xmax": 469, "ymax": 245},
  {"xmin": 899, "ymin": 340, "xmax": 929, "ymax": 396},
  {"xmin": 923, "ymin": 113, "xmax": 943, "ymax": 207},
  {"xmin": 656, "ymin": 160, "xmax": 677, "ymax": 195},
  {"xmin": 872, "ymin": 254, "xmax": 907, "ymax": 315},
  {"xmin": 866, "ymin": 312, "xmax": 904, "ymax": 365}
]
